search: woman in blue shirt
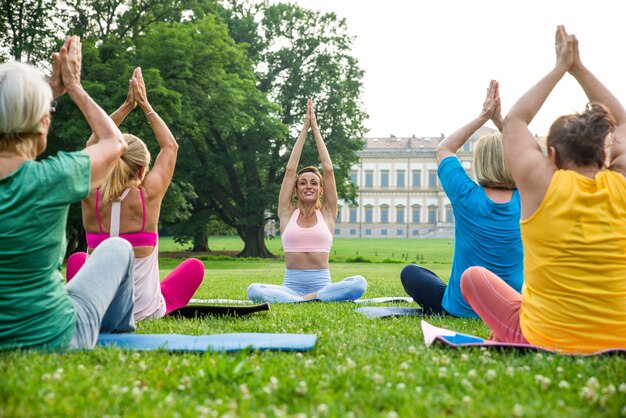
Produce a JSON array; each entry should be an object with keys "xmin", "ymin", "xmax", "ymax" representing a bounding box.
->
[{"xmin": 400, "ymin": 80, "xmax": 523, "ymax": 317}]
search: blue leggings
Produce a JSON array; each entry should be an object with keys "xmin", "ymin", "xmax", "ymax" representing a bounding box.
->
[{"xmin": 247, "ymin": 269, "xmax": 367, "ymax": 303}]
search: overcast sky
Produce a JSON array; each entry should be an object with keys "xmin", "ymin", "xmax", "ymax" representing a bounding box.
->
[{"xmin": 286, "ymin": 0, "xmax": 626, "ymax": 138}]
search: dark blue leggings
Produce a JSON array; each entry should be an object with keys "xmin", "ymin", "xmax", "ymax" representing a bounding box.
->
[{"xmin": 400, "ymin": 264, "xmax": 451, "ymax": 316}]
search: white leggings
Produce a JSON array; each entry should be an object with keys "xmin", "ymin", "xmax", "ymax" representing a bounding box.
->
[{"xmin": 247, "ymin": 269, "xmax": 367, "ymax": 303}]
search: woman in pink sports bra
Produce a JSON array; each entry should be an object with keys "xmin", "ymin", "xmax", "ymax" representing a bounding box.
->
[
  {"xmin": 67, "ymin": 67, "xmax": 205, "ymax": 320},
  {"xmin": 247, "ymin": 99, "xmax": 367, "ymax": 303}
]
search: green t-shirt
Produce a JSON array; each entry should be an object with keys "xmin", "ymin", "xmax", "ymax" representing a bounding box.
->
[{"xmin": 0, "ymin": 151, "xmax": 90, "ymax": 350}]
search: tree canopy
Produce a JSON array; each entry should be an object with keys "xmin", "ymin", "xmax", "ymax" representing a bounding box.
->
[{"xmin": 3, "ymin": 0, "xmax": 366, "ymax": 257}]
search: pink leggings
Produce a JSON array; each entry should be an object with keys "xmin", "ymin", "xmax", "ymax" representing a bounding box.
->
[
  {"xmin": 67, "ymin": 252, "xmax": 204, "ymax": 315},
  {"xmin": 460, "ymin": 266, "xmax": 528, "ymax": 344}
]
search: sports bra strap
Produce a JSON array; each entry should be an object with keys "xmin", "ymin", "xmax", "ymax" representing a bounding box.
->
[{"xmin": 110, "ymin": 188, "xmax": 131, "ymax": 237}]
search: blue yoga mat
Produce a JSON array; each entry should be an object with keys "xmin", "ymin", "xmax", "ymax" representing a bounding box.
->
[
  {"xmin": 97, "ymin": 333, "xmax": 317, "ymax": 353},
  {"xmin": 355, "ymin": 306, "xmax": 423, "ymax": 319},
  {"xmin": 421, "ymin": 320, "xmax": 626, "ymax": 356}
]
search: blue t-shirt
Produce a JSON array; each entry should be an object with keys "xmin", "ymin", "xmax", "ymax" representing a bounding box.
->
[
  {"xmin": 438, "ymin": 156, "xmax": 523, "ymax": 317},
  {"xmin": 0, "ymin": 151, "xmax": 90, "ymax": 350}
]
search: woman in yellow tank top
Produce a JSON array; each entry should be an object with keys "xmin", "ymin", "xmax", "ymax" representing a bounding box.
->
[{"xmin": 459, "ymin": 25, "xmax": 626, "ymax": 354}]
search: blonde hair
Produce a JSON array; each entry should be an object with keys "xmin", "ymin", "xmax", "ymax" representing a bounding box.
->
[
  {"xmin": 294, "ymin": 166, "xmax": 324, "ymax": 209},
  {"xmin": 0, "ymin": 62, "xmax": 52, "ymax": 156},
  {"xmin": 472, "ymin": 134, "xmax": 515, "ymax": 189},
  {"xmin": 100, "ymin": 134, "xmax": 151, "ymax": 202}
]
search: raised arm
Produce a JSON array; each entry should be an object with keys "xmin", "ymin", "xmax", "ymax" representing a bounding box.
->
[
  {"xmin": 502, "ymin": 25, "xmax": 573, "ymax": 217},
  {"xmin": 278, "ymin": 102, "xmax": 310, "ymax": 221},
  {"xmin": 134, "ymin": 67, "xmax": 179, "ymax": 197},
  {"xmin": 435, "ymin": 80, "xmax": 499, "ymax": 164},
  {"xmin": 568, "ymin": 36, "xmax": 626, "ymax": 174},
  {"xmin": 85, "ymin": 78, "xmax": 136, "ymax": 147},
  {"xmin": 309, "ymin": 99, "xmax": 337, "ymax": 218},
  {"xmin": 59, "ymin": 36, "xmax": 126, "ymax": 190}
]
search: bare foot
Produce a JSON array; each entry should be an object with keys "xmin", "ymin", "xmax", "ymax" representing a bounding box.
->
[{"xmin": 301, "ymin": 292, "xmax": 318, "ymax": 301}]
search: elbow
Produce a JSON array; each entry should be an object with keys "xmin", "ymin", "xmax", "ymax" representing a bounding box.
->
[{"xmin": 435, "ymin": 144, "xmax": 450, "ymax": 159}]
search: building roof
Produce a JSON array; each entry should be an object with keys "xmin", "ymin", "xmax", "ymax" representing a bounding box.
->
[{"xmin": 362, "ymin": 126, "xmax": 498, "ymax": 150}]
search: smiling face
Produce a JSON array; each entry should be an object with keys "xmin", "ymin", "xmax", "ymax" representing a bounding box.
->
[{"xmin": 294, "ymin": 170, "xmax": 323, "ymax": 207}]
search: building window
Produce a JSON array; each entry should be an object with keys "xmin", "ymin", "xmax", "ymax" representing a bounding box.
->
[
  {"xmin": 381, "ymin": 229, "xmax": 387, "ymax": 236},
  {"xmin": 380, "ymin": 205, "xmax": 389, "ymax": 223},
  {"xmin": 462, "ymin": 142, "xmax": 471, "ymax": 152},
  {"xmin": 335, "ymin": 228, "xmax": 341, "ymax": 235},
  {"xmin": 365, "ymin": 229, "xmax": 372, "ymax": 235},
  {"xmin": 396, "ymin": 170, "xmax": 405, "ymax": 187},
  {"xmin": 412, "ymin": 170, "xmax": 421, "ymax": 188},
  {"xmin": 336, "ymin": 206, "xmax": 342, "ymax": 223},
  {"xmin": 349, "ymin": 206, "xmax": 357, "ymax": 223},
  {"xmin": 380, "ymin": 170, "xmax": 389, "ymax": 188},
  {"xmin": 428, "ymin": 170, "xmax": 437, "ymax": 188},
  {"xmin": 395, "ymin": 206, "xmax": 405, "ymax": 224},
  {"xmin": 445, "ymin": 204, "xmax": 454, "ymax": 223},
  {"xmin": 365, "ymin": 170, "xmax": 374, "ymax": 187},
  {"xmin": 411, "ymin": 205, "xmax": 421, "ymax": 223},
  {"xmin": 350, "ymin": 170, "xmax": 358, "ymax": 185},
  {"xmin": 428, "ymin": 205, "xmax": 438, "ymax": 224},
  {"xmin": 350, "ymin": 229, "xmax": 356, "ymax": 235},
  {"xmin": 412, "ymin": 229, "xmax": 420, "ymax": 236},
  {"xmin": 396, "ymin": 229, "xmax": 404, "ymax": 236},
  {"xmin": 364, "ymin": 205, "xmax": 373, "ymax": 223}
]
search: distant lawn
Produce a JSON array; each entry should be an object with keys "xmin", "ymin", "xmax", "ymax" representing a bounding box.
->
[
  {"xmin": 160, "ymin": 236, "xmax": 455, "ymax": 264},
  {"xmin": 2, "ymin": 239, "xmax": 625, "ymax": 417}
]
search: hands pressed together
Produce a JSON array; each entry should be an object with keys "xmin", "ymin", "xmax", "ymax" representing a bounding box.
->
[
  {"xmin": 302, "ymin": 98, "xmax": 320, "ymax": 134},
  {"xmin": 480, "ymin": 79, "xmax": 503, "ymax": 131},
  {"xmin": 554, "ymin": 25, "xmax": 582, "ymax": 74},
  {"xmin": 49, "ymin": 36, "xmax": 83, "ymax": 99},
  {"xmin": 123, "ymin": 67, "xmax": 150, "ymax": 112}
]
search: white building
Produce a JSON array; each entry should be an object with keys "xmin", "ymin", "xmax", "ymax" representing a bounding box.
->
[{"xmin": 335, "ymin": 126, "xmax": 497, "ymax": 238}]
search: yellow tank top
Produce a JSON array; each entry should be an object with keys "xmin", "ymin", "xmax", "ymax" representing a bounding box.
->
[{"xmin": 520, "ymin": 169, "xmax": 626, "ymax": 353}]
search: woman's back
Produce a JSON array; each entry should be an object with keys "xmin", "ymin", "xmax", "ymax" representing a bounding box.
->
[
  {"xmin": 438, "ymin": 155, "xmax": 523, "ymax": 317},
  {"xmin": 1, "ymin": 153, "xmax": 91, "ymax": 349},
  {"xmin": 82, "ymin": 186, "xmax": 161, "ymax": 258},
  {"xmin": 520, "ymin": 169, "xmax": 626, "ymax": 352}
]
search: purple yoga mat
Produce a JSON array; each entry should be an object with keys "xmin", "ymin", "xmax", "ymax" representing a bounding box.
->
[{"xmin": 421, "ymin": 320, "xmax": 626, "ymax": 356}]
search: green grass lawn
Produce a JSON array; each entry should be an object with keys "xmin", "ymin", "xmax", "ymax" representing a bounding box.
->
[{"xmin": 1, "ymin": 238, "xmax": 625, "ymax": 417}]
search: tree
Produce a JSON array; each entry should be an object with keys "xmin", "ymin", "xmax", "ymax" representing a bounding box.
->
[
  {"xmin": 0, "ymin": 0, "xmax": 66, "ymax": 64},
  {"xmin": 135, "ymin": 13, "xmax": 286, "ymax": 254},
  {"xmin": 216, "ymin": 1, "xmax": 367, "ymax": 256}
]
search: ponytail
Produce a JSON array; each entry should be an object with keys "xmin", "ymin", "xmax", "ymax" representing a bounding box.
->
[{"xmin": 99, "ymin": 133, "xmax": 151, "ymax": 202}]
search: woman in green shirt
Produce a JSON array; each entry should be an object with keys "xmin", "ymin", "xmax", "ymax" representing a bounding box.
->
[{"xmin": 0, "ymin": 36, "xmax": 135, "ymax": 350}]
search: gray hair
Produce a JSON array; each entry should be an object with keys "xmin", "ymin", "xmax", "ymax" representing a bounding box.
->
[{"xmin": 0, "ymin": 61, "xmax": 52, "ymax": 154}]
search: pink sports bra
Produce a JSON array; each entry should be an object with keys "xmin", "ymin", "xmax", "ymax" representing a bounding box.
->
[
  {"xmin": 85, "ymin": 188, "xmax": 158, "ymax": 248},
  {"xmin": 281, "ymin": 209, "xmax": 333, "ymax": 253}
]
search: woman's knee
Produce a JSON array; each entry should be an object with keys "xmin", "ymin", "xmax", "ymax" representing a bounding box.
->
[
  {"xmin": 400, "ymin": 264, "xmax": 420, "ymax": 286},
  {"xmin": 97, "ymin": 237, "xmax": 133, "ymax": 262},
  {"xmin": 183, "ymin": 258, "xmax": 205, "ymax": 281},
  {"xmin": 247, "ymin": 283, "xmax": 263, "ymax": 299},
  {"xmin": 346, "ymin": 275, "xmax": 367, "ymax": 292},
  {"xmin": 460, "ymin": 266, "xmax": 486, "ymax": 296}
]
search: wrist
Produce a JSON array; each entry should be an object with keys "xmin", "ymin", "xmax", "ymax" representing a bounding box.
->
[{"xmin": 65, "ymin": 83, "xmax": 84, "ymax": 97}]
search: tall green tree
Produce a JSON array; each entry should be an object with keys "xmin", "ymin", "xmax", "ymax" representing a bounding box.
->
[
  {"xmin": 215, "ymin": 1, "xmax": 367, "ymax": 256},
  {"xmin": 0, "ymin": 0, "xmax": 66, "ymax": 64},
  {"xmin": 135, "ymin": 13, "xmax": 286, "ymax": 255}
]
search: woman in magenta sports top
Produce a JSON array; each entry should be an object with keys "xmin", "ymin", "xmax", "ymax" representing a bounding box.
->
[
  {"xmin": 67, "ymin": 67, "xmax": 204, "ymax": 320},
  {"xmin": 247, "ymin": 99, "xmax": 367, "ymax": 303}
]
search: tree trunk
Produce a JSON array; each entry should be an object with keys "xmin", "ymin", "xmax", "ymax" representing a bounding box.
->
[
  {"xmin": 192, "ymin": 229, "xmax": 210, "ymax": 252},
  {"xmin": 239, "ymin": 225, "xmax": 274, "ymax": 258}
]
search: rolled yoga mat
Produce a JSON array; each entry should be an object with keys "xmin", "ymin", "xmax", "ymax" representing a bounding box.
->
[{"xmin": 166, "ymin": 303, "xmax": 270, "ymax": 318}]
